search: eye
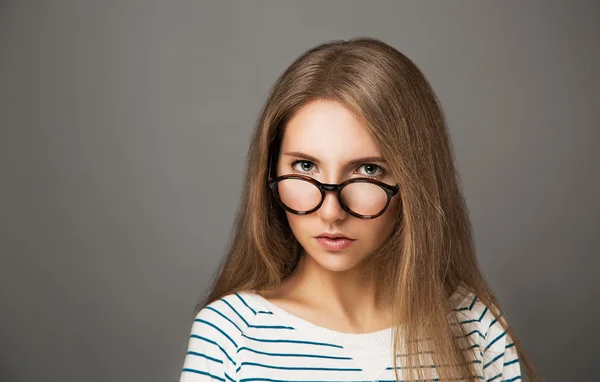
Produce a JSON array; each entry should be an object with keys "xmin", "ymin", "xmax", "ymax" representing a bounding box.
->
[
  {"xmin": 292, "ymin": 160, "xmax": 316, "ymax": 173},
  {"xmin": 358, "ymin": 164, "xmax": 383, "ymax": 177}
]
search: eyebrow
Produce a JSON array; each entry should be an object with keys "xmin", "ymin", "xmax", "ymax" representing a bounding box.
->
[{"xmin": 282, "ymin": 151, "xmax": 387, "ymax": 168}]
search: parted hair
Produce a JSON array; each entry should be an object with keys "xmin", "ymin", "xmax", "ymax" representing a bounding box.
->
[{"xmin": 197, "ymin": 37, "xmax": 537, "ymax": 382}]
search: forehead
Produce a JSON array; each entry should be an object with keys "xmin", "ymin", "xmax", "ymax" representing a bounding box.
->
[{"xmin": 280, "ymin": 100, "xmax": 381, "ymax": 159}]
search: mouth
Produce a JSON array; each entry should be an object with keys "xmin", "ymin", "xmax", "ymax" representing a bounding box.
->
[
  {"xmin": 314, "ymin": 233, "xmax": 355, "ymax": 251},
  {"xmin": 315, "ymin": 232, "xmax": 354, "ymax": 240}
]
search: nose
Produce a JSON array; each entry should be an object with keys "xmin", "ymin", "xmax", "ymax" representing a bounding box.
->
[{"xmin": 316, "ymin": 189, "xmax": 347, "ymax": 223}]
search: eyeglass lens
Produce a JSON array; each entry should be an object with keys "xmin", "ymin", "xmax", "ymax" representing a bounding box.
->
[{"xmin": 276, "ymin": 178, "xmax": 389, "ymax": 216}]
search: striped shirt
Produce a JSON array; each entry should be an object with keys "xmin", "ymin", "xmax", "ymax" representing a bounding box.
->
[{"xmin": 179, "ymin": 285, "xmax": 521, "ymax": 381}]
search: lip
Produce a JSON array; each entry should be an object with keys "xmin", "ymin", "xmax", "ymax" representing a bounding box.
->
[
  {"xmin": 315, "ymin": 232, "xmax": 354, "ymax": 240},
  {"xmin": 314, "ymin": 232, "xmax": 355, "ymax": 252},
  {"xmin": 315, "ymin": 237, "xmax": 355, "ymax": 251}
]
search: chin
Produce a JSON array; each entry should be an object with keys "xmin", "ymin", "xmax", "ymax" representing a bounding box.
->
[{"xmin": 306, "ymin": 246, "xmax": 366, "ymax": 273}]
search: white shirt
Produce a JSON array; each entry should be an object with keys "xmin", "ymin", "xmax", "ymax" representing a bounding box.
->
[{"xmin": 180, "ymin": 284, "xmax": 521, "ymax": 381}]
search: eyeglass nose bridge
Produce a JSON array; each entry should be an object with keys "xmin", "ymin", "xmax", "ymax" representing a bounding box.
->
[{"xmin": 319, "ymin": 183, "xmax": 342, "ymax": 192}]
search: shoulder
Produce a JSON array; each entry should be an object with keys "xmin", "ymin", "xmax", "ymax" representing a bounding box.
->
[
  {"xmin": 449, "ymin": 285, "xmax": 522, "ymax": 380},
  {"xmin": 181, "ymin": 292, "xmax": 259, "ymax": 380},
  {"xmin": 451, "ymin": 285, "xmax": 515, "ymax": 354},
  {"xmin": 185, "ymin": 291, "xmax": 258, "ymax": 358},
  {"xmin": 188, "ymin": 291, "xmax": 259, "ymax": 361},
  {"xmin": 193, "ymin": 291, "xmax": 259, "ymax": 346}
]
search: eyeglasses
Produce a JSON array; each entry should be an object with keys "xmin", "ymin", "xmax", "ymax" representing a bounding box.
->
[{"xmin": 267, "ymin": 166, "xmax": 400, "ymax": 220}]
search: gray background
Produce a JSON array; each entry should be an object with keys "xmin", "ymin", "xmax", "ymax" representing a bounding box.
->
[{"xmin": 1, "ymin": 1, "xmax": 598, "ymax": 381}]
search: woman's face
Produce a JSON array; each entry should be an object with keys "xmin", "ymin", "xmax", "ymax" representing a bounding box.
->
[{"xmin": 276, "ymin": 99, "xmax": 401, "ymax": 273}]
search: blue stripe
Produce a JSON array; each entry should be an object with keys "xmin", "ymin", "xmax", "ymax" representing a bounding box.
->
[
  {"xmin": 485, "ymin": 331, "xmax": 506, "ymax": 351},
  {"xmin": 454, "ymin": 294, "xmax": 478, "ymax": 312},
  {"xmin": 462, "ymin": 329, "xmax": 485, "ymax": 339},
  {"xmin": 240, "ymin": 380, "xmax": 312, "ymax": 382},
  {"xmin": 504, "ymin": 376, "xmax": 522, "ymax": 381},
  {"xmin": 257, "ymin": 310, "xmax": 273, "ymax": 314},
  {"xmin": 251, "ymin": 325, "xmax": 295, "ymax": 329},
  {"xmin": 225, "ymin": 372, "xmax": 236, "ymax": 382},
  {"xmin": 196, "ymin": 318, "xmax": 238, "ymax": 347},
  {"xmin": 486, "ymin": 372, "xmax": 502, "ymax": 382},
  {"xmin": 241, "ymin": 333, "xmax": 344, "ymax": 348},
  {"xmin": 220, "ymin": 298, "xmax": 250, "ymax": 327},
  {"xmin": 483, "ymin": 352, "xmax": 504, "ymax": 369},
  {"xmin": 186, "ymin": 351, "xmax": 223, "ymax": 364},
  {"xmin": 504, "ymin": 358, "xmax": 519, "ymax": 366},
  {"xmin": 220, "ymin": 297, "xmax": 292, "ymax": 329},
  {"xmin": 236, "ymin": 293, "xmax": 257, "ymax": 315},
  {"xmin": 182, "ymin": 368, "xmax": 225, "ymax": 381},
  {"xmin": 190, "ymin": 334, "xmax": 236, "ymax": 366},
  {"xmin": 236, "ymin": 346, "xmax": 352, "ymax": 360},
  {"xmin": 459, "ymin": 306, "xmax": 488, "ymax": 324},
  {"xmin": 470, "ymin": 295, "xmax": 478, "ymax": 309},
  {"xmin": 236, "ymin": 361, "xmax": 361, "ymax": 373},
  {"xmin": 486, "ymin": 313, "xmax": 503, "ymax": 334},
  {"xmin": 478, "ymin": 307, "xmax": 488, "ymax": 321},
  {"xmin": 206, "ymin": 306, "xmax": 243, "ymax": 333}
]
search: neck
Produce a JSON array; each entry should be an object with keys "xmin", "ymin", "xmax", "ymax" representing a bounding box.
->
[{"xmin": 285, "ymin": 250, "xmax": 393, "ymax": 332}]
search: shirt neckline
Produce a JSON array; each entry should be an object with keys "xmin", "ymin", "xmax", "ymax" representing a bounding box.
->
[
  {"xmin": 241, "ymin": 283, "xmax": 471, "ymax": 348},
  {"xmin": 242, "ymin": 289, "xmax": 396, "ymax": 347}
]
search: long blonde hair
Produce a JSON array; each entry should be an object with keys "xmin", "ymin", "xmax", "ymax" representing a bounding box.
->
[{"xmin": 198, "ymin": 37, "xmax": 537, "ymax": 381}]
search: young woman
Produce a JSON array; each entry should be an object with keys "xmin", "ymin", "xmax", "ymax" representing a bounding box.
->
[{"xmin": 179, "ymin": 37, "xmax": 537, "ymax": 382}]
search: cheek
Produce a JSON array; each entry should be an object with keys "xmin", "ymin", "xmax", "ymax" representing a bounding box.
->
[
  {"xmin": 285, "ymin": 213, "xmax": 310, "ymax": 238},
  {"xmin": 360, "ymin": 218, "xmax": 393, "ymax": 243},
  {"xmin": 365, "ymin": 198, "xmax": 401, "ymax": 240}
]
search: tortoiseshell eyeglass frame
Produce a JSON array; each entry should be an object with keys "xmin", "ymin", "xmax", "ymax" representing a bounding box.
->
[{"xmin": 266, "ymin": 156, "xmax": 400, "ymax": 220}]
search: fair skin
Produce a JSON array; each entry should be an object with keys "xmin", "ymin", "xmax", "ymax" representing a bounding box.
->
[{"xmin": 258, "ymin": 99, "xmax": 401, "ymax": 334}]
